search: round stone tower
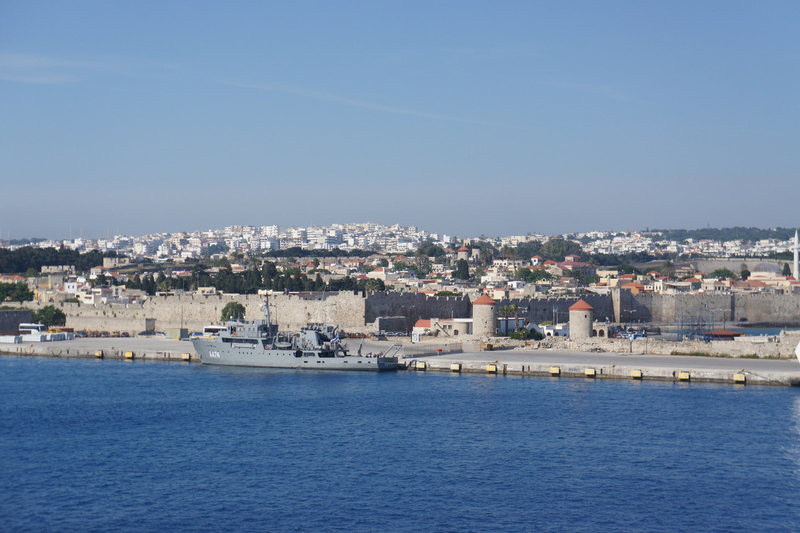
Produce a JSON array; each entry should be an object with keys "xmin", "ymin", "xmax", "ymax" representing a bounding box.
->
[
  {"xmin": 568, "ymin": 299, "xmax": 594, "ymax": 340},
  {"xmin": 472, "ymin": 294, "xmax": 497, "ymax": 338}
]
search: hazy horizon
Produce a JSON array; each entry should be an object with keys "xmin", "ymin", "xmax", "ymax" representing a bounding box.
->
[
  {"xmin": 2, "ymin": 221, "xmax": 799, "ymax": 243},
  {"xmin": 2, "ymin": 2, "xmax": 799, "ymax": 238}
]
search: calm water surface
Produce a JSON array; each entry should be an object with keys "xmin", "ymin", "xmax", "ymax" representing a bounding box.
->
[{"xmin": 1, "ymin": 356, "xmax": 799, "ymax": 532}]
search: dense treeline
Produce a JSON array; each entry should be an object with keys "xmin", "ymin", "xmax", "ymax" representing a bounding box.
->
[
  {"xmin": 496, "ymin": 238, "xmax": 585, "ymax": 262},
  {"xmin": 261, "ymin": 247, "xmax": 374, "ymax": 258},
  {"xmin": 0, "ymin": 282, "xmax": 33, "ymax": 301},
  {"xmin": 653, "ymin": 227, "xmax": 796, "ymax": 242},
  {"xmin": 589, "ymin": 252, "xmax": 662, "ymax": 266},
  {"xmin": 0, "ymin": 247, "xmax": 121, "ymax": 274},
  {"xmin": 32, "ymin": 305, "xmax": 66, "ymax": 327},
  {"xmin": 125, "ymin": 262, "xmax": 384, "ymax": 296}
]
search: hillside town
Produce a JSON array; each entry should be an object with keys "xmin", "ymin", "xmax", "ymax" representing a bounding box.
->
[
  {"xmin": 3, "ymin": 223, "xmax": 799, "ymax": 261},
  {"xmin": 1, "ymin": 224, "xmax": 798, "ymax": 313}
]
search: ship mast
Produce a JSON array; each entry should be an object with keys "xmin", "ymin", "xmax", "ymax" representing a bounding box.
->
[{"xmin": 262, "ymin": 296, "xmax": 273, "ymax": 326}]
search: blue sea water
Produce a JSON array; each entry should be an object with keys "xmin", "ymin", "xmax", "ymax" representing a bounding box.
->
[{"xmin": 1, "ymin": 356, "xmax": 800, "ymax": 532}]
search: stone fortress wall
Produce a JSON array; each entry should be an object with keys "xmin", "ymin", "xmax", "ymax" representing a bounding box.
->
[
  {"xmin": 0, "ymin": 310, "xmax": 33, "ymax": 332},
  {"xmin": 494, "ymin": 294, "xmax": 615, "ymax": 324},
  {"xmin": 9, "ymin": 289, "xmax": 800, "ymax": 334},
  {"xmin": 632, "ymin": 292, "xmax": 800, "ymax": 325}
]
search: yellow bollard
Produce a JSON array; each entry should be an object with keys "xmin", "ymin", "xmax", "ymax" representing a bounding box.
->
[
  {"xmin": 181, "ymin": 353, "xmax": 192, "ymax": 361},
  {"xmin": 549, "ymin": 366, "xmax": 561, "ymax": 376},
  {"xmin": 678, "ymin": 371, "xmax": 691, "ymax": 382},
  {"xmin": 486, "ymin": 363, "xmax": 497, "ymax": 373},
  {"xmin": 124, "ymin": 351, "xmax": 135, "ymax": 359},
  {"xmin": 584, "ymin": 368, "xmax": 596, "ymax": 378},
  {"xmin": 94, "ymin": 350, "xmax": 104, "ymax": 358},
  {"xmin": 450, "ymin": 363, "xmax": 461, "ymax": 372},
  {"xmin": 733, "ymin": 373, "xmax": 746, "ymax": 384},
  {"xmin": 415, "ymin": 361, "xmax": 427, "ymax": 370},
  {"xmin": 630, "ymin": 369, "xmax": 643, "ymax": 380}
]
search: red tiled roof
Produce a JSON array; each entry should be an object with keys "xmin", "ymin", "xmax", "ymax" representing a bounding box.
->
[
  {"xmin": 622, "ymin": 282, "xmax": 646, "ymax": 289},
  {"xmin": 569, "ymin": 299, "xmax": 593, "ymax": 311},
  {"xmin": 473, "ymin": 294, "xmax": 496, "ymax": 305},
  {"xmin": 414, "ymin": 319, "xmax": 431, "ymax": 328}
]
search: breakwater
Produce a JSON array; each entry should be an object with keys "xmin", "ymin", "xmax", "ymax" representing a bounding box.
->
[
  {"xmin": 0, "ymin": 338, "xmax": 197, "ymax": 362},
  {"xmin": 407, "ymin": 350, "xmax": 800, "ymax": 386}
]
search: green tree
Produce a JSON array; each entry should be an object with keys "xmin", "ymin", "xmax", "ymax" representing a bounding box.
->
[
  {"xmin": 364, "ymin": 278, "xmax": 385, "ymax": 292},
  {"xmin": 0, "ymin": 282, "xmax": 33, "ymax": 301},
  {"xmin": 515, "ymin": 268, "xmax": 554, "ymax": 282},
  {"xmin": 377, "ymin": 258, "xmax": 389, "ymax": 267},
  {"xmin": 783, "ymin": 263, "xmax": 792, "ymax": 277},
  {"xmin": 220, "ymin": 302, "xmax": 246, "ymax": 322},
  {"xmin": 540, "ymin": 239, "xmax": 583, "ymax": 261},
  {"xmin": 126, "ymin": 273, "xmax": 142, "ymax": 290},
  {"xmin": 32, "ymin": 305, "xmax": 66, "ymax": 327},
  {"xmin": 141, "ymin": 274, "xmax": 157, "ymax": 296},
  {"xmin": 435, "ymin": 290, "xmax": 459, "ymax": 297},
  {"xmin": 261, "ymin": 261, "xmax": 278, "ymax": 279},
  {"xmin": 414, "ymin": 256, "xmax": 432, "ymax": 276},
  {"xmin": 416, "ymin": 243, "xmax": 446, "ymax": 257},
  {"xmin": 510, "ymin": 328, "xmax": 544, "ymax": 341},
  {"xmin": 452, "ymin": 259, "xmax": 470, "ymax": 280},
  {"xmin": 660, "ymin": 260, "xmax": 676, "ymax": 278},
  {"xmin": 499, "ymin": 245, "xmax": 517, "ymax": 259},
  {"xmin": 709, "ymin": 268, "xmax": 735, "ymax": 279},
  {"xmin": 740, "ymin": 268, "xmax": 750, "ymax": 281},
  {"xmin": 515, "ymin": 268, "xmax": 535, "ymax": 282},
  {"xmin": 0, "ymin": 246, "xmax": 121, "ymax": 274}
]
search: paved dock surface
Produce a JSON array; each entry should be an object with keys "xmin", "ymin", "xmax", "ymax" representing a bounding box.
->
[
  {"xmin": 0, "ymin": 338, "xmax": 195, "ymax": 361},
  {"xmin": 412, "ymin": 349, "xmax": 800, "ymax": 386}
]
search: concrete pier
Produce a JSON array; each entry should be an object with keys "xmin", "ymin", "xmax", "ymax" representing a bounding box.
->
[
  {"xmin": 0, "ymin": 338, "xmax": 197, "ymax": 362},
  {"xmin": 4, "ymin": 339, "xmax": 800, "ymax": 386},
  {"xmin": 405, "ymin": 349, "xmax": 800, "ymax": 386}
]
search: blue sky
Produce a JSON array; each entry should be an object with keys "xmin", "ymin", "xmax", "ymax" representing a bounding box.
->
[{"xmin": 1, "ymin": 1, "xmax": 798, "ymax": 239}]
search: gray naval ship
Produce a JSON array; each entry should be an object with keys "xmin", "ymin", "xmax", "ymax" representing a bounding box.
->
[{"xmin": 191, "ymin": 301, "xmax": 400, "ymax": 371}]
